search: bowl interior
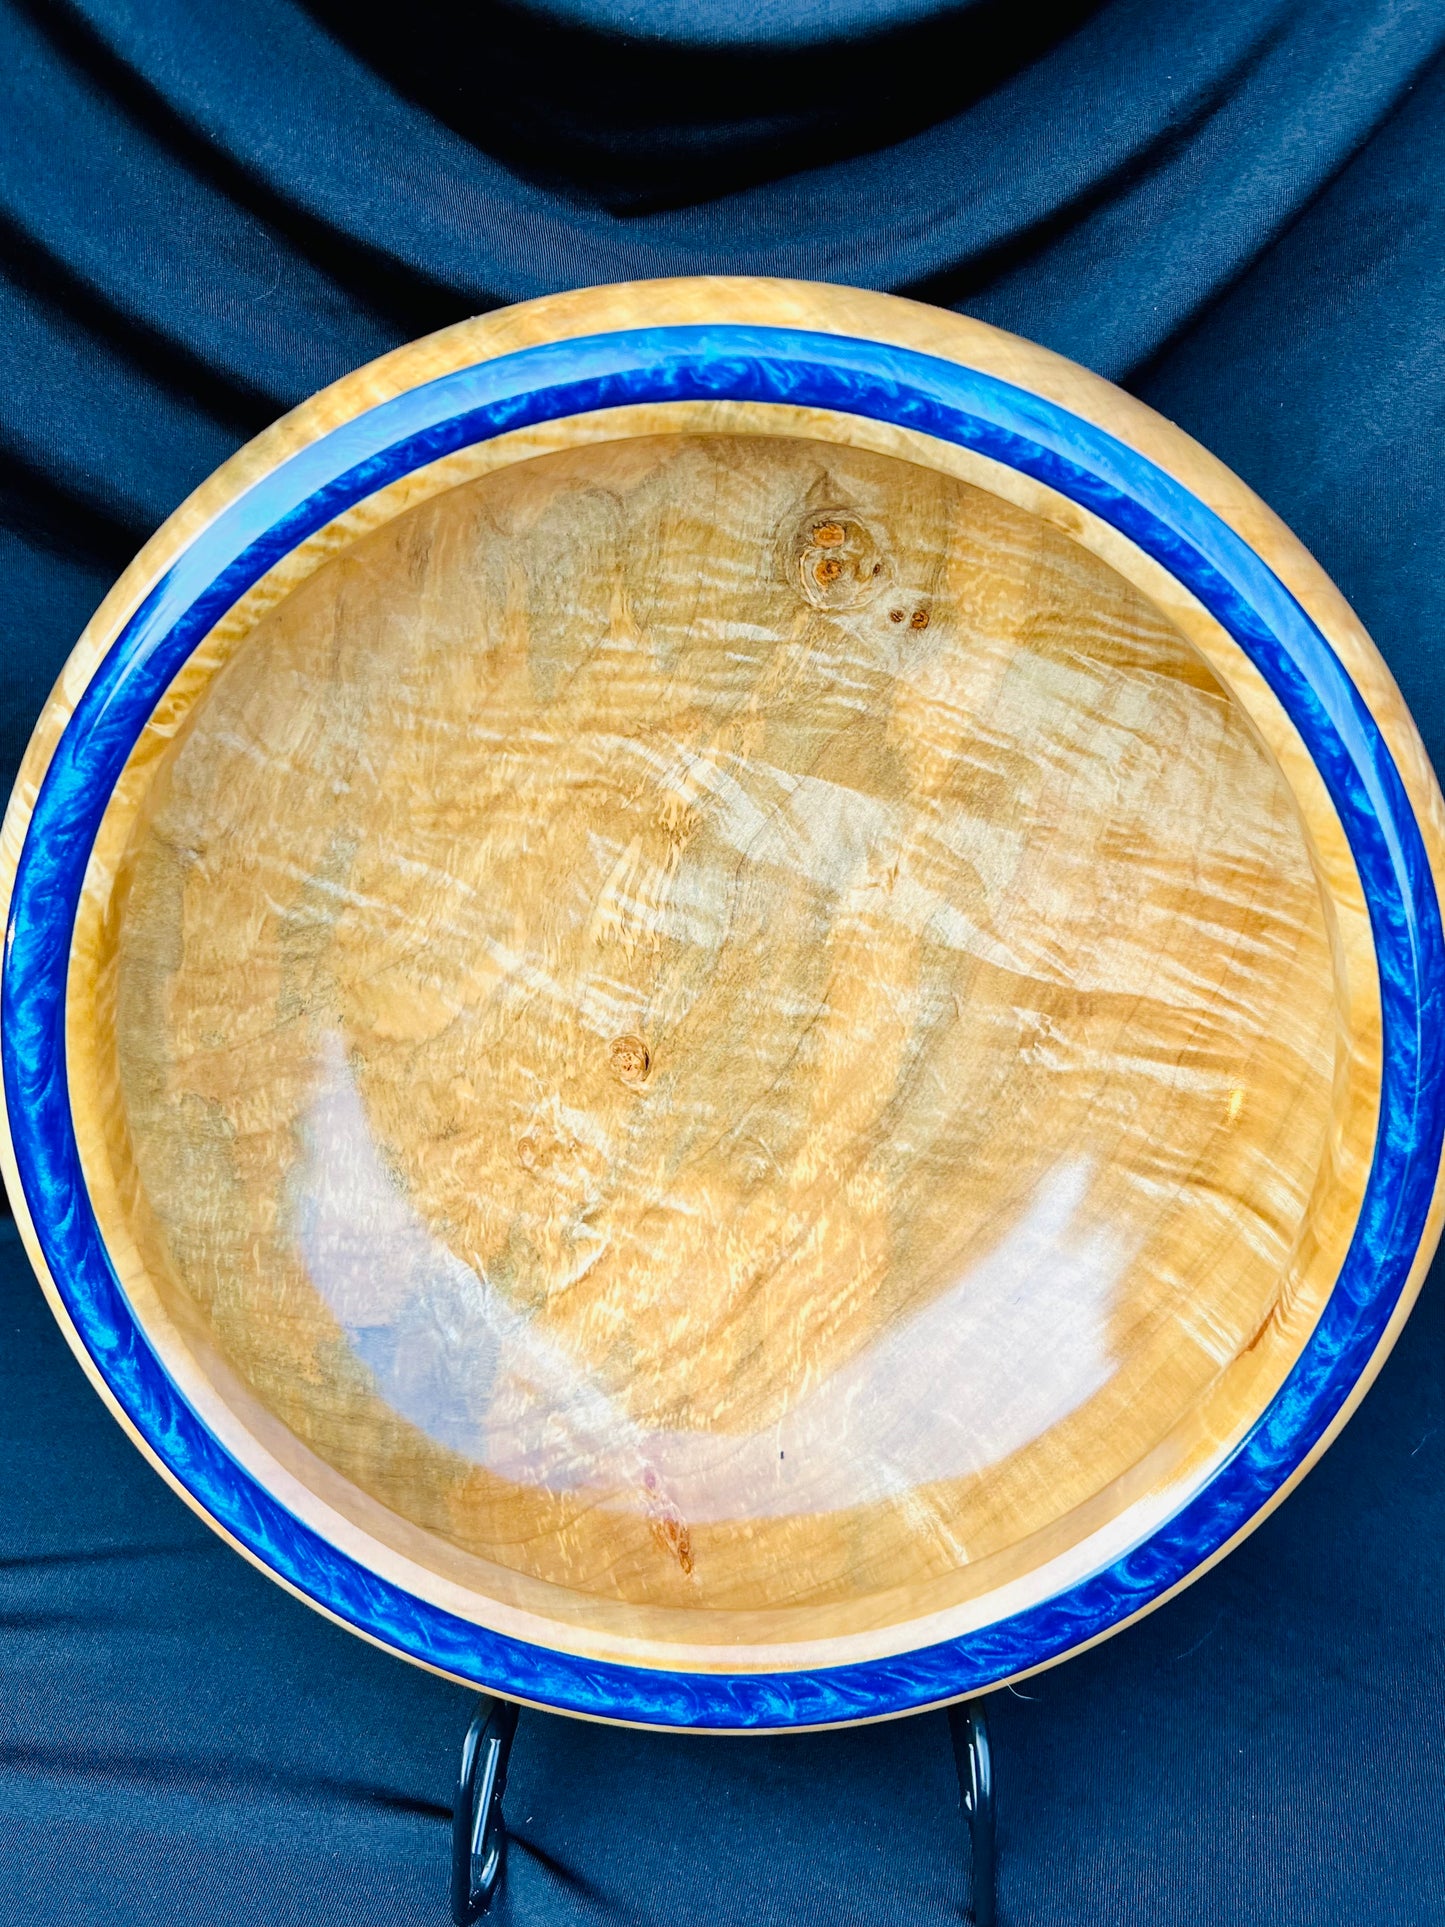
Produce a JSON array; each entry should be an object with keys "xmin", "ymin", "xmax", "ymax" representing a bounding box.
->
[{"xmin": 94, "ymin": 431, "xmax": 1339, "ymax": 1650}]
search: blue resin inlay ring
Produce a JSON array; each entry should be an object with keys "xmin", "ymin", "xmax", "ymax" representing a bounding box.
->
[{"xmin": 3, "ymin": 281, "xmax": 1443, "ymax": 1730}]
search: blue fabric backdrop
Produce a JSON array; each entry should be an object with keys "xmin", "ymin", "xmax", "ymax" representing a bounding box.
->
[{"xmin": 4, "ymin": 2, "xmax": 1445, "ymax": 1919}]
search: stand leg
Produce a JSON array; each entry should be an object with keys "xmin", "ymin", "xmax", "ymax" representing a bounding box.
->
[
  {"xmin": 948, "ymin": 1699, "xmax": 996, "ymax": 1927},
  {"xmin": 452, "ymin": 1696, "xmax": 520, "ymax": 1924}
]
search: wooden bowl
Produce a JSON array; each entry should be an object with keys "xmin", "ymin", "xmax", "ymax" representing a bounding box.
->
[{"xmin": 4, "ymin": 279, "xmax": 1443, "ymax": 1730}]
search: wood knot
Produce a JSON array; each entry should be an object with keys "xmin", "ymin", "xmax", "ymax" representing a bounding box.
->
[
  {"xmin": 790, "ymin": 507, "xmax": 889, "ymax": 611},
  {"xmin": 609, "ymin": 1034, "xmax": 651, "ymax": 1086},
  {"xmin": 910, "ymin": 607, "xmax": 930, "ymax": 630}
]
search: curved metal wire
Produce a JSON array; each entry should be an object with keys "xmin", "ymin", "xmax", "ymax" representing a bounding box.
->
[
  {"xmin": 949, "ymin": 1698, "xmax": 996, "ymax": 1927},
  {"xmin": 452, "ymin": 1696, "xmax": 520, "ymax": 1924}
]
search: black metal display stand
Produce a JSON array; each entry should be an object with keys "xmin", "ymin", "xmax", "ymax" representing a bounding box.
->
[
  {"xmin": 452, "ymin": 1697, "xmax": 520, "ymax": 1923},
  {"xmin": 948, "ymin": 1699, "xmax": 996, "ymax": 1927},
  {"xmin": 451, "ymin": 1694, "xmax": 996, "ymax": 1925}
]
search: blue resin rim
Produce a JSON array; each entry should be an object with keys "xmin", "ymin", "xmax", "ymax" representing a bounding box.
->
[{"xmin": 4, "ymin": 324, "xmax": 1442, "ymax": 1729}]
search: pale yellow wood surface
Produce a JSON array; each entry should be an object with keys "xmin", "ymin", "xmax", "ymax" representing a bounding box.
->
[
  {"xmin": 96, "ymin": 428, "xmax": 1333, "ymax": 1627},
  {"xmin": 2, "ymin": 278, "xmax": 1441, "ymax": 1706}
]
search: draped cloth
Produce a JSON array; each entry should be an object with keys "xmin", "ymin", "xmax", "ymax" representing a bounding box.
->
[{"xmin": 4, "ymin": 3, "xmax": 1445, "ymax": 1919}]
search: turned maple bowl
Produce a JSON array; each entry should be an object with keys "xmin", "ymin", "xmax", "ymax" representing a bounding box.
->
[{"xmin": 4, "ymin": 279, "xmax": 1443, "ymax": 1729}]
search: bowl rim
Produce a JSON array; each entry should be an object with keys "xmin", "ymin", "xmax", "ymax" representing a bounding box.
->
[{"xmin": 4, "ymin": 280, "xmax": 1444, "ymax": 1730}]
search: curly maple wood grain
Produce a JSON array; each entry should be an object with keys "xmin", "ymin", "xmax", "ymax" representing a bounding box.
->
[{"xmin": 104, "ymin": 430, "xmax": 1336, "ymax": 1629}]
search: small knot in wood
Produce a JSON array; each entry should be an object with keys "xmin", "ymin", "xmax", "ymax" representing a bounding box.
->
[{"xmin": 610, "ymin": 1034, "xmax": 651, "ymax": 1086}]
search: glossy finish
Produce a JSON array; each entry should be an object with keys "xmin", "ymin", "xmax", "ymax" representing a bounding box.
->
[
  {"xmin": 107, "ymin": 430, "xmax": 1336, "ymax": 1627},
  {"xmin": 950, "ymin": 1700, "xmax": 996, "ymax": 1927},
  {"xmin": 452, "ymin": 1696, "xmax": 518, "ymax": 1924},
  {"xmin": 2, "ymin": 280, "xmax": 1443, "ymax": 1729}
]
